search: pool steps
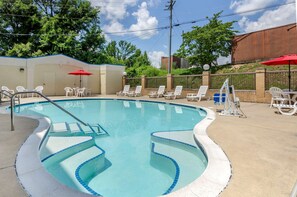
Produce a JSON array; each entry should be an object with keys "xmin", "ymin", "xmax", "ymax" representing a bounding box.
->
[
  {"xmin": 50, "ymin": 122, "xmax": 108, "ymax": 137},
  {"xmin": 41, "ymin": 137, "xmax": 94, "ymax": 163},
  {"xmin": 40, "ymin": 136, "xmax": 93, "ymax": 162},
  {"xmin": 151, "ymin": 131, "xmax": 208, "ymax": 193},
  {"xmin": 44, "ymin": 145, "xmax": 103, "ymax": 194},
  {"xmin": 41, "ymin": 129, "xmax": 206, "ymax": 196},
  {"xmin": 42, "ymin": 138, "xmax": 104, "ymax": 196}
]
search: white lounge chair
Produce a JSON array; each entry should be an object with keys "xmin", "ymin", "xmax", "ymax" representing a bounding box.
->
[
  {"xmin": 1, "ymin": 86, "xmax": 14, "ymax": 99},
  {"xmin": 273, "ymin": 101, "xmax": 297, "ymax": 116},
  {"xmin": 148, "ymin": 85, "xmax": 165, "ymax": 98},
  {"xmin": 64, "ymin": 87, "xmax": 74, "ymax": 97},
  {"xmin": 117, "ymin": 85, "xmax": 130, "ymax": 96},
  {"xmin": 186, "ymin": 85, "xmax": 208, "ymax": 101},
  {"xmin": 127, "ymin": 86, "xmax": 142, "ymax": 97},
  {"xmin": 164, "ymin": 86, "xmax": 183, "ymax": 100},
  {"xmin": 269, "ymin": 87, "xmax": 291, "ymax": 108},
  {"xmin": 1, "ymin": 86, "xmax": 14, "ymax": 94}
]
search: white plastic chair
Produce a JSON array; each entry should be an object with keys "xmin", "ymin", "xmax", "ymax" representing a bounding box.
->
[
  {"xmin": 269, "ymin": 87, "xmax": 291, "ymax": 108},
  {"xmin": 72, "ymin": 87, "xmax": 79, "ymax": 97},
  {"xmin": 186, "ymin": 85, "xmax": 208, "ymax": 101},
  {"xmin": 117, "ymin": 85, "xmax": 130, "ymax": 96},
  {"xmin": 32, "ymin": 86, "xmax": 44, "ymax": 97},
  {"xmin": 64, "ymin": 87, "xmax": 73, "ymax": 97},
  {"xmin": 16, "ymin": 86, "xmax": 27, "ymax": 98},
  {"xmin": 148, "ymin": 85, "xmax": 165, "ymax": 98},
  {"xmin": 164, "ymin": 86, "xmax": 183, "ymax": 100},
  {"xmin": 76, "ymin": 88, "xmax": 85, "ymax": 97},
  {"xmin": 127, "ymin": 86, "xmax": 142, "ymax": 97}
]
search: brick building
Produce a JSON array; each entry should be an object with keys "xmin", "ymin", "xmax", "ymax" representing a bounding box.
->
[
  {"xmin": 232, "ymin": 23, "xmax": 297, "ymax": 64},
  {"xmin": 161, "ymin": 56, "xmax": 190, "ymax": 70}
]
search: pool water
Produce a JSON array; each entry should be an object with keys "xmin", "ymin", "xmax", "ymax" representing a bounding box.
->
[{"xmin": 17, "ymin": 99, "xmax": 208, "ymax": 197}]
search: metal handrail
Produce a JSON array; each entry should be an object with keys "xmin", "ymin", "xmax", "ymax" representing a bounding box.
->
[
  {"xmin": 10, "ymin": 91, "xmax": 88, "ymax": 131},
  {"xmin": 0, "ymin": 90, "xmax": 20, "ymax": 105}
]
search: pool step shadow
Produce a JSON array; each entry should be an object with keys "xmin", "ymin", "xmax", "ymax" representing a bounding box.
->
[
  {"xmin": 42, "ymin": 139, "xmax": 108, "ymax": 196},
  {"xmin": 150, "ymin": 131, "xmax": 208, "ymax": 193},
  {"xmin": 43, "ymin": 144, "xmax": 105, "ymax": 195},
  {"xmin": 50, "ymin": 122, "xmax": 109, "ymax": 137}
]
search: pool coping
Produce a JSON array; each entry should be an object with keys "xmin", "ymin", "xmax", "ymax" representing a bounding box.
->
[{"xmin": 11, "ymin": 98, "xmax": 231, "ymax": 197}]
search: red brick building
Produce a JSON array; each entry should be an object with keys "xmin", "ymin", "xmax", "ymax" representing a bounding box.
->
[
  {"xmin": 161, "ymin": 56, "xmax": 191, "ymax": 70},
  {"xmin": 232, "ymin": 23, "xmax": 297, "ymax": 64},
  {"xmin": 161, "ymin": 56, "xmax": 181, "ymax": 70}
]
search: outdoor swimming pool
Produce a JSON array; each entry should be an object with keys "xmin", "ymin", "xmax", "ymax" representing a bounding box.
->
[{"xmin": 17, "ymin": 99, "xmax": 208, "ymax": 197}]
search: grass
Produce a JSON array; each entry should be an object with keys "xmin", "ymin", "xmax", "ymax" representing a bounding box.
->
[{"xmin": 214, "ymin": 62, "xmax": 297, "ymax": 74}]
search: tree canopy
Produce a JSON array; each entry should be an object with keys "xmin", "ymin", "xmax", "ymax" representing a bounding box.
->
[
  {"xmin": 0, "ymin": 0, "xmax": 105, "ymax": 63},
  {"xmin": 175, "ymin": 12, "xmax": 237, "ymax": 69}
]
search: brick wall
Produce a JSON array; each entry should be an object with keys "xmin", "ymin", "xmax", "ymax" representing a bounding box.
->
[{"xmin": 232, "ymin": 23, "xmax": 297, "ymax": 64}]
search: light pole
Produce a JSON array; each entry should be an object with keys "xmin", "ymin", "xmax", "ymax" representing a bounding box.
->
[{"xmin": 165, "ymin": 0, "xmax": 176, "ymax": 74}]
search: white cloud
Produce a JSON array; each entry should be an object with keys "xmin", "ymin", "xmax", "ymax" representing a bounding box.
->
[
  {"xmin": 217, "ymin": 55, "xmax": 231, "ymax": 65},
  {"xmin": 148, "ymin": 51, "xmax": 166, "ymax": 68},
  {"xmin": 129, "ymin": 2, "xmax": 158, "ymax": 39},
  {"xmin": 238, "ymin": 1, "xmax": 296, "ymax": 33},
  {"xmin": 103, "ymin": 20, "xmax": 126, "ymax": 36},
  {"xmin": 91, "ymin": 1, "xmax": 158, "ymax": 40},
  {"xmin": 91, "ymin": 0, "xmax": 137, "ymax": 20},
  {"xmin": 230, "ymin": 0, "xmax": 277, "ymax": 15},
  {"xmin": 147, "ymin": 0, "xmax": 161, "ymax": 7}
]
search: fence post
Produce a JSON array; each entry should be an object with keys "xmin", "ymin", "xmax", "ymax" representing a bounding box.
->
[
  {"xmin": 141, "ymin": 75, "xmax": 146, "ymax": 89},
  {"xmin": 256, "ymin": 68, "xmax": 266, "ymax": 102},
  {"xmin": 167, "ymin": 74, "xmax": 173, "ymax": 91},
  {"xmin": 202, "ymin": 71, "xmax": 210, "ymax": 86}
]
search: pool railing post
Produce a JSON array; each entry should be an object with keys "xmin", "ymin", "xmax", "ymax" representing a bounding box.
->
[{"xmin": 10, "ymin": 94, "xmax": 15, "ymax": 131}]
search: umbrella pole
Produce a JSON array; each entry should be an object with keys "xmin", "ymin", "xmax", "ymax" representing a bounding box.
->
[
  {"xmin": 80, "ymin": 75, "xmax": 82, "ymax": 88},
  {"xmin": 289, "ymin": 61, "xmax": 291, "ymax": 92}
]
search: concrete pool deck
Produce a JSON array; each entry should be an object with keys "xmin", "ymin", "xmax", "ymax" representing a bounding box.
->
[{"xmin": 0, "ymin": 95, "xmax": 296, "ymax": 197}]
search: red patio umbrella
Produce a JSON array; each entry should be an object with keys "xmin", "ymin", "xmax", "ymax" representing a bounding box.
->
[
  {"xmin": 261, "ymin": 54, "xmax": 297, "ymax": 91},
  {"xmin": 68, "ymin": 69, "xmax": 92, "ymax": 88}
]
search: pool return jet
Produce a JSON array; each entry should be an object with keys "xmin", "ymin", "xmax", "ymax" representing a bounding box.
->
[{"xmin": 213, "ymin": 78, "xmax": 246, "ymax": 118}]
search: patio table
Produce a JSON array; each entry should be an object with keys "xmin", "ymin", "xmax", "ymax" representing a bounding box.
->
[{"xmin": 283, "ymin": 91, "xmax": 297, "ymax": 103}]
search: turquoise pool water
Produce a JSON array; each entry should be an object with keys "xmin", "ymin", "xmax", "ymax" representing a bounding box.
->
[{"xmin": 17, "ymin": 99, "xmax": 208, "ymax": 197}]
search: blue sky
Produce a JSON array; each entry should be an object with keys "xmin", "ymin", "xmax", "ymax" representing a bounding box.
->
[{"xmin": 90, "ymin": 0, "xmax": 296, "ymax": 67}]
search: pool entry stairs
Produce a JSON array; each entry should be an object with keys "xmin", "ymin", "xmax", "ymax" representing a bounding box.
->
[
  {"xmin": 50, "ymin": 122, "xmax": 108, "ymax": 137},
  {"xmin": 41, "ymin": 137, "xmax": 105, "ymax": 196},
  {"xmin": 150, "ymin": 131, "xmax": 208, "ymax": 193}
]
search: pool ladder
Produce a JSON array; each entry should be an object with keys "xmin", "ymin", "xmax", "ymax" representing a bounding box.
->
[{"xmin": 1, "ymin": 90, "xmax": 89, "ymax": 131}]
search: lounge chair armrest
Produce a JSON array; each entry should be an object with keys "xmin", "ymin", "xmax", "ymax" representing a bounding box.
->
[{"xmin": 186, "ymin": 93, "xmax": 196, "ymax": 97}]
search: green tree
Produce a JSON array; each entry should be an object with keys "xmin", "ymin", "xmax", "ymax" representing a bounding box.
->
[
  {"xmin": 117, "ymin": 40, "xmax": 136, "ymax": 60},
  {"xmin": 0, "ymin": 0, "xmax": 106, "ymax": 64},
  {"xmin": 0, "ymin": 0, "xmax": 41, "ymax": 56},
  {"xmin": 176, "ymin": 12, "xmax": 236, "ymax": 68},
  {"xmin": 105, "ymin": 41, "xmax": 118, "ymax": 58},
  {"xmin": 104, "ymin": 40, "xmax": 151, "ymax": 68}
]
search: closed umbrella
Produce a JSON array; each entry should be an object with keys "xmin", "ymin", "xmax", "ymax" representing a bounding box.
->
[
  {"xmin": 68, "ymin": 69, "xmax": 92, "ymax": 88},
  {"xmin": 261, "ymin": 54, "xmax": 297, "ymax": 91}
]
